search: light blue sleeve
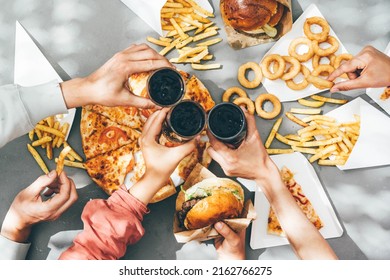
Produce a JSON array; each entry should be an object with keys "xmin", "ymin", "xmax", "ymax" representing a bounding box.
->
[
  {"xmin": 0, "ymin": 80, "xmax": 68, "ymax": 149},
  {"xmin": 0, "ymin": 234, "xmax": 31, "ymax": 260}
]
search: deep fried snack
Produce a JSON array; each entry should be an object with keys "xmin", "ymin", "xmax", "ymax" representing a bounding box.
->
[
  {"xmin": 280, "ymin": 56, "xmax": 301, "ymax": 81},
  {"xmin": 260, "ymin": 54, "xmax": 286, "ymax": 80},
  {"xmin": 334, "ymin": 53, "xmax": 353, "ymax": 79},
  {"xmin": 255, "ymin": 93, "xmax": 282, "ymax": 119},
  {"xmin": 238, "ymin": 62, "xmax": 263, "ymax": 89},
  {"xmin": 303, "ymin": 17, "xmax": 330, "ymax": 42},
  {"xmin": 286, "ymin": 65, "xmax": 310, "ymax": 90},
  {"xmin": 312, "ymin": 54, "xmax": 336, "ymax": 69},
  {"xmin": 312, "ymin": 36, "xmax": 339, "ymax": 56},
  {"xmin": 288, "ymin": 37, "xmax": 314, "ymax": 62},
  {"xmin": 56, "ymin": 146, "xmax": 72, "ymax": 175},
  {"xmin": 311, "ymin": 65, "xmax": 335, "ymax": 77},
  {"xmin": 222, "ymin": 86, "xmax": 248, "ymax": 102},
  {"xmin": 306, "ymin": 74, "xmax": 334, "ymax": 90},
  {"xmin": 233, "ymin": 97, "xmax": 255, "ymax": 115}
]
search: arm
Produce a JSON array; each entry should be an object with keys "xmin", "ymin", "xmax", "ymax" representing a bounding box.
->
[
  {"xmin": 0, "ymin": 171, "xmax": 77, "ymax": 260},
  {"xmin": 207, "ymin": 111, "xmax": 337, "ymax": 260},
  {"xmin": 0, "ymin": 44, "xmax": 170, "ymax": 149},
  {"xmin": 328, "ymin": 45, "xmax": 390, "ymax": 92},
  {"xmin": 60, "ymin": 109, "xmax": 197, "ymax": 260}
]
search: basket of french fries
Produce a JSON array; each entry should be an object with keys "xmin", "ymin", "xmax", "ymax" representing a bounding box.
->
[
  {"xmin": 123, "ymin": 0, "xmax": 222, "ymax": 71},
  {"xmin": 27, "ymin": 115, "xmax": 85, "ymax": 175}
]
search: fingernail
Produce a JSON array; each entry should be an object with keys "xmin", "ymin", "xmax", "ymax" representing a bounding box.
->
[
  {"xmin": 215, "ymin": 222, "xmax": 223, "ymax": 230},
  {"xmin": 48, "ymin": 170, "xmax": 57, "ymax": 178}
]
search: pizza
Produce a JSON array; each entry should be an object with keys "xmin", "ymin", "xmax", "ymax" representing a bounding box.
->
[
  {"xmin": 267, "ymin": 166, "xmax": 324, "ymax": 236},
  {"xmin": 80, "ymin": 109, "xmax": 140, "ymax": 160},
  {"xmin": 85, "ymin": 144, "xmax": 135, "ymax": 195},
  {"xmin": 81, "ymin": 70, "xmax": 215, "ymax": 201},
  {"xmin": 380, "ymin": 87, "xmax": 390, "ymax": 101}
]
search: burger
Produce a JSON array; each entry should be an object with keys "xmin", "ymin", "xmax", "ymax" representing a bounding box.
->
[
  {"xmin": 221, "ymin": 0, "xmax": 285, "ymax": 38},
  {"xmin": 177, "ymin": 178, "xmax": 244, "ymax": 230}
]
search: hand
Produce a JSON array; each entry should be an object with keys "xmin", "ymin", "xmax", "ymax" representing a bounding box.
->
[
  {"xmin": 214, "ymin": 222, "xmax": 246, "ymax": 260},
  {"xmin": 60, "ymin": 43, "xmax": 172, "ymax": 109},
  {"xmin": 328, "ymin": 45, "xmax": 390, "ymax": 92},
  {"xmin": 129, "ymin": 108, "xmax": 197, "ymax": 204},
  {"xmin": 0, "ymin": 171, "xmax": 78, "ymax": 243},
  {"xmin": 207, "ymin": 110, "xmax": 277, "ymax": 182}
]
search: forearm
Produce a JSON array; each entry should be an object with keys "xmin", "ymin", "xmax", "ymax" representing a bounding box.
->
[
  {"xmin": 255, "ymin": 160, "xmax": 337, "ymax": 260},
  {"xmin": 129, "ymin": 171, "xmax": 169, "ymax": 205},
  {"xmin": 60, "ymin": 78, "xmax": 93, "ymax": 109}
]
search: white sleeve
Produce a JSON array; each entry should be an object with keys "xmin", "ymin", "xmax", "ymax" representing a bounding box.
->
[
  {"xmin": 0, "ymin": 234, "xmax": 31, "ymax": 260},
  {"xmin": 0, "ymin": 80, "xmax": 68, "ymax": 149}
]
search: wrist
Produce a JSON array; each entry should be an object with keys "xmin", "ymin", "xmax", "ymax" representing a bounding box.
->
[
  {"xmin": 1, "ymin": 213, "xmax": 32, "ymax": 243},
  {"xmin": 60, "ymin": 77, "xmax": 92, "ymax": 109}
]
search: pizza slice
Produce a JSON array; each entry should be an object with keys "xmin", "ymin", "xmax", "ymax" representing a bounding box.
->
[
  {"xmin": 267, "ymin": 166, "xmax": 324, "ymax": 236},
  {"xmin": 183, "ymin": 75, "xmax": 215, "ymax": 112},
  {"xmin": 84, "ymin": 104, "xmax": 143, "ymax": 129},
  {"xmin": 85, "ymin": 144, "xmax": 135, "ymax": 195},
  {"xmin": 80, "ymin": 109, "xmax": 140, "ymax": 160}
]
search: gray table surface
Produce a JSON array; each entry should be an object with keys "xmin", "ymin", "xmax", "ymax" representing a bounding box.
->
[{"xmin": 1, "ymin": 0, "xmax": 390, "ymax": 260}]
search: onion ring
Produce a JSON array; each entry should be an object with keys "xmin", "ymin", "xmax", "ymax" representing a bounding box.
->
[
  {"xmin": 312, "ymin": 36, "xmax": 339, "ymax": 57},
  {"xmin": 286, "ymin": 65, "xmax": 311, "ymax": 91},
  {"xmin": 306, "ymin": 74, "xmax": 334, "ymax": 90},
  {"xmin": 233, "ymin": 97, "xmax": 255, "ymax": 115},
  {"xmin": 237, "ymin": 62, "xmax": 263, "ymax": 89},
  {"xmin": 280, "ymin": 56, "xmax": 301, "ymax": 80},
  {"xmin": 312, "ymin": 54, "xmax": 336, "ymax": 70},
  {"xmin": 260, "ymin": 54, "xmax": 286, "ymax": 80},
  {"xmin": 334, "ymin": 53, "xmax": 353, "ymax": 79},
  {"xmin": 222, "ymin": 86, "xmax": 248, "ymax": 102},
  {"xmin": 255, "ymin": 93, "xmax": 281, "ymax": 119},
  {"xmin": 303, "ymin": 17, "xmax": 330, "ymax": 43},
  {"xmin": 288, "ymin": 37, "xmax": 314, "ymax": 62},
  {"xmin": 311, "ymin": 65, "xmax": 335, "ymax": 78}
]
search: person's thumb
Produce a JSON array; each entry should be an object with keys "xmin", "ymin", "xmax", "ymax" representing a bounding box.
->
[
  {"xmin": 214, "ymin": 222, "xmax": 238, "ymax": 245},
  {"xmin": 173, "ymin": 137, "xmax": 198, "ymax": 158},
  {"xmin": 122, "ymin": 90, "xmax": 158, "ymax": 109},
  {"xmin": 26, "ymin": 170, "xmax": 58, "ymax": 196},
  {"xmin": 330, "ymin": 78, "xmax": 366, "ymax": 92}
]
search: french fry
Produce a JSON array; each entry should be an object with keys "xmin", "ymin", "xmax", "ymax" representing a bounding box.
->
[
  {"xmin": 35, "ymin": 129, "xmax": 43, "ymax": 140},
  {"xmin": 194, "ymin": 22, "xmax": 214, "ymax": 35},
  {"xmin": 285, "ymin": 112, "xmax": 308, "ymax": 127},
  {"xmin": 176, "ymin": 36, "xmax": 194, "ymax": 49},
  {"xmin": 56, "ymin": 123, "xmax": 70, "ymax": 148},
  {"xmin": 266, "ymin": 149, "xmax": 294, "ymax": 155},
  {"xmin": 191, "ymin": 48, "xmax": 209, "ymax": 62},
  {"xmin": 170, "ymin": 18, "xmax": 189, "ymax": 40},
  {"xmin": 313, "ymin": 119, "xmax": 340, "ymax": 127},
  {"xmin": 175, "ymin": 0, "xmax": 191, "ymax": 7},
  {"xmin": 302, "ymin": 115, "xmax": 336, "ymax": 123},
  {"xmin": 191, "ymin": 13, "xmax": 211, "ymax": 24},
  {"xmin": 275, "ymin": 133, "xmax": 301, "ymax": 147},
  {"xmin": 291, "ymin": 146, "xmax": 318, "ymax": 154},
  {"xmin": 309, "ymin": 145, "xmax": 337, "ymax": 163},
  {"xmin": 166, "ymin": 26, "xmax": 197, "ymax": 37},
  {"xmin": 164, "ymin": 2, "xmax": 184, "ymax": 8},
  {"xmin": 161, "ymin": 7, "xmax": 193, "ymax": 14},
  {"xmin": 45, "ymin": 116, "xmax": 54, "ymax": 128},
  {"xmin": 159, "ymin": 37, "xmax": 172, "ymax": 42},
  {"xmin": 56, "ymin": 146, "xmax": 72, "ymax": 175},
  {"xmin": 297, "ymin": 125, "xmax": 316, "ymax": 136},
  {"xmin": 196, "ymin": 38, "xmax": 223, "ymax": 47},
  {"xmin": 285, "ymin": 134, "xmax": 313, "ymax": 142},
  {"xmin": 32, "ymin": 136, "xmax": 52, "ymax": 147},
  {"xmin": 46, "ymin": 142, "xmax": 53, "ymax": 160},
  {"xmin": 300, "ymin": 127, "xmax": 339, "ymax": 139},
  {"xmin": 185, "ymin": 0, "xmax": 214, "ymax": 17},
  {"xmin": 265, "ymin": 118, "xmax": 282, "ymax": 148},
  {"xmin": 298, "ymin": 99, "xmax": 325, "ymax": 108},
  {"xmin": 55, "ymin": 158, "xmax": 86, "ymax": 170},
  {"xmin": 191, "ymin": 63, "xmax": 220, "ymax": 70},
  {"xmin": 298, "ymin": 136, "xmax": 343, "ymax": 147},
  {"xmin": 318, "ymin": 159, "xmax": 347, "ymax": 166},
  {"xmin": 66, "ymin": 153, "xmax": 76, "ymax": 162},
  {"xmin": 310, "ymin": 94, "xmax": 348, "ymax": 104},
  {"xmin": 193, "ymin": 29, "xmax": 218, "ymax": 42},
  {"xmin": 147, "ymin": 36, "xmax": 171, "ymax": 47},
  {"xmin": 160, "ymin": 38, "xmax": 181, "ymax": 56},
  {"xmin": 290, "ymin": 108, "xmax": 322, "ymax": 115},
  {"xmin": 179, "ymin": 15, "xmax": 203, "ymax": 28},
  {"xmin": 27, "ymin": 144, "xmax": 49, "ymax": 174},
  {"xmin": 28, "ymin": 130, "xmax": 35, "ymax": 141},
  {"xmin": 336, "ymin": 130, "xmax": 355, "ymax": 151},
  {"xmin": 35, "ymin": 124, "xmax": 65, "ymax": 138},
  {"xmin": 64, "ymin": 142, "xmax": 83, "ymax": 162}
]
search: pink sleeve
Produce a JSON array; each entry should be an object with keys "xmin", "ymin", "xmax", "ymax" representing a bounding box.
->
[{"xmin": 59, "ymin": 186, "xmax": 149, "ymax": 260}]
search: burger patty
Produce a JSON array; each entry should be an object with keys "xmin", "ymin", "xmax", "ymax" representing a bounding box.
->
[{"xmin": 177, "ymin": 198, "xmax": 204, "ymax": 228}]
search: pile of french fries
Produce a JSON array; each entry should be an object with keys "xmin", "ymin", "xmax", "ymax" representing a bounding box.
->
[
  {"xmin": 27, "ymin": 116, "xmax": 85, "ymax": 174},
  {"xmin": 265, "ymin": 94, "xmax": 360, "ymax": 166},
  {"xmin": 147, "ymin": 0, "xmax": 221, "ymax": 70}
]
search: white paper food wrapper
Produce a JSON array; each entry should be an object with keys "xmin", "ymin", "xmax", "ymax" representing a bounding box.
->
[
  {"xmin": 325, "ymin": 97, "xmax": 390, "ymax": 170},
  {"xmin": 366, "ymin": 41, "xmax": 390, "ymax": 116},
  {"xmin": 261, "ymin": 4, "xmax": 350, "ymax": 102},
  {"xmin": 121, "ymin": 0, "xmax": 213, "ymax": 36}
]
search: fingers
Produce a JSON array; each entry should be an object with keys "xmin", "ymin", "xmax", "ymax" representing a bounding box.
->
[
  {"xmin": 142, "ymin": 108, "xmax": 169, "ymax": 144},
  {"xmin": 206, "ymin": 130, "xmax": 230, "ymax": 154},
  {"xmin": 214, "ymin": 222, "xmax": 241, "ymax": 247},
  {"xmin": 328, "ymin": 58, "xmax": 365, "ymax": 82},
  {"xmin": 123, "ymin": 92, "xmax": 157, "ymax": 109},
  {"xmin": 25, "ymin": 170, "xmax": 58, "ymax": 197},
  {"xmin": 43, "ymin": 171, "xmax": 76, "ymax": 210},
  {"xmin": 171, "ymin": 137, "xmax": 197, "ymax": 159},
  {"xmin": 52, "ymin": 177, "xmax": 78, "ymax": 218},
  {"xmin": 243, "ymin": 111, "xmax": 259, "ymax": 141},
  {"xmin": 330, "ymin": 77, "xmax": 367, "ymax": 92},
  {"xmin": 128, "ymin": 59, "xmax": 172, "ymax": 74}
]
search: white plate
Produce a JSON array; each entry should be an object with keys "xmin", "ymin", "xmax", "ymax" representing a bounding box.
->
[
  {"xmin": 250, "ymin": 152, "xmax": 343, "ymax": 250},
  {"xmin": 261, "ymin": 4, "xmax": 349, "ymax": 102},
  {"xmin": 366, "ymin": 41, "xmax": 390, "ymax": 116}
]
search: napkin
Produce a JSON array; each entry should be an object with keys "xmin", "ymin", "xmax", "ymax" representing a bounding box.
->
[
  {"xmin": 366, "ymin": 41, "xmax": 390, "ymax": 116},
  {"xmin": 14, "ymin": 21, "xmax": 91, "ymax": 188},
  {"xmin": 325, "ymin": 97, "xmax": 390, "ymax": 170},
  {"xmin": 120, "ymin": 0, "xmax": 213, "ymax": 36}
]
